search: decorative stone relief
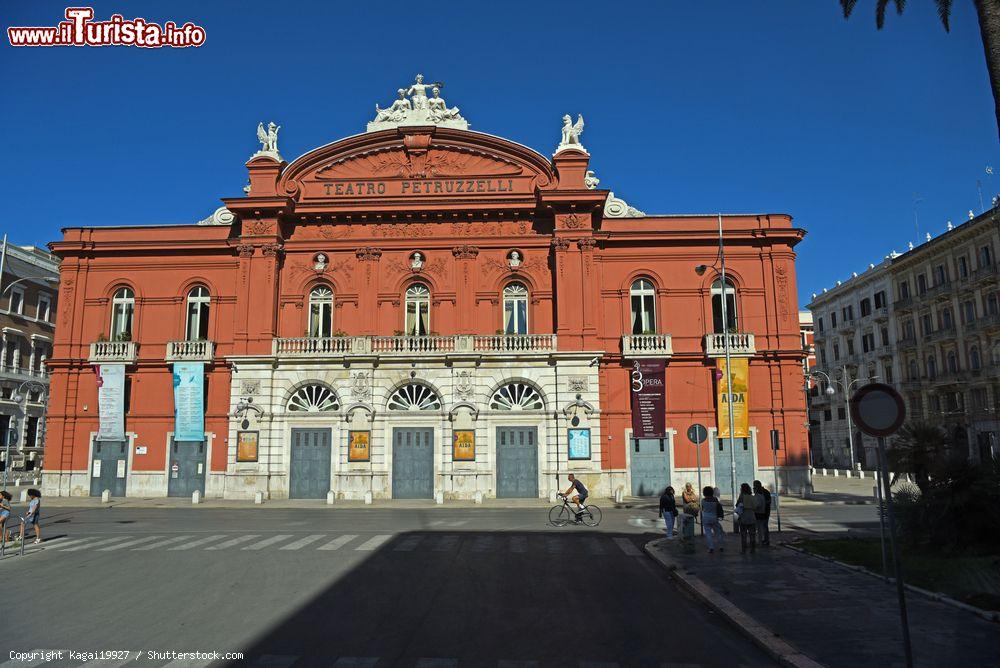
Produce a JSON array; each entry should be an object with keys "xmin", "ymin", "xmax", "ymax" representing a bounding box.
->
[
  {"xmin": 452, "ymin": 245, "xmax": 479, "ymax": 259},
  {"xmin": 253, "ymin": 121, "xmax": 282, "ymax": 161},
  {"xmin": 555, "ymin": 114, "xmax": 586, "ymax": 155},
  {"xmin": 567, "ymin": 376, "xmax": 589, "ymax": 393},
  {"xmin": 240, "ymin": 380, "xmax": 260, "ymax": 396},
  {"xmin": 197, "ymin": 206, "xmax": 235, "ymax": 226},
  {"xmin": 367, "ymin": 74, "xmax": 470, "ymax": 132},
  {"xmin": 577, "ymin": 238, "xmax": 597, "ymax": 251},
  {"xmin": 317, "ymin": 146, "xmax": 519, "ymax": 180},
  {"xmin": 350, "ymin": 371, "xmax": 371, "ymax": 402},
  {"xmin": 246, "ymin": 219, "xmax": 274, "ymax": 236},
  {"xmin": 237, "ymin": 245, "xmax": 255, "ymax": 259},
  {"xmin": 261, "ymin": 243, "xmax": 283, "ymax": 258},
  {"xmin": 604, "ymin": 193, "xmax": 645, "ymax": 218},
  {"xmin": 454, "ymin": 370, "xmax": 474, "ymax": 400},
  {"xmin": 355, "ymin": 247, "xmax": 382, "ymax": 262}
]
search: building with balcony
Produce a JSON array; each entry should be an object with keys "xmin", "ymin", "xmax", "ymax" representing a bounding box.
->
[
  {"xmin": 807, "ymin": 205, "xmax": 1000, "ymax": 467},
  {"xmin": 0, "ymin": 242, "xmax": 59, "ymax": 473},
  {"xmin": 43, "ymin": 80, "xmax": 808, "ymax": 501}
]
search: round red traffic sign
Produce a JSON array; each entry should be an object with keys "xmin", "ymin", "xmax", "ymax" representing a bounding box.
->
[{"xmin": 849, "ymin": 383, "xmax": 906, "ymax": 437}]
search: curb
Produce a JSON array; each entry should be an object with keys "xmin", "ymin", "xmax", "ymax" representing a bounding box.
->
[
  {"xmin": 783, "ymin": 543, "xmax": 1000, "ymax": 623},
  {"xmin": 644, "ymin": 539, "xmax": 825, "ymax": 668}
]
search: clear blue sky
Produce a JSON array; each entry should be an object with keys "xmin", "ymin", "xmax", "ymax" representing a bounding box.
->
[{"xmin": 2, "ymin": 0, "xmax": 997, "ymax": 306}]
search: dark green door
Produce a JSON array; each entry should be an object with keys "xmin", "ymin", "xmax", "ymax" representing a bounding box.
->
[
  {"xmin": 90, "ymin": 440, "xmax": 127, "ymax": 497},
  {"xmin": 167, "ymin": 439, "xmax": 206, "ymax": 497},
  {"xmin": 496, "ymin": 426, "xmax": 538, "ymax": 498},
  {"xmin": 392, "ymin": 428, "xmax": 434, "ymax": 499},
  {"xmin": 630, "ymin": 437, "xmax": 670, "ymax": 497},
  {"xmin": 289, "ymin": 428, "xmax": 331, "ymax": 499}
]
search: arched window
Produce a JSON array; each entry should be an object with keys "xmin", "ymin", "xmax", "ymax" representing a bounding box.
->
[
  {"xmin": 287, "ymin": 384, "xmax": 340, "ymax": 412},
  {"xmin": 711, "ymin": 278, "xmax": 738, "ymax": 333},
  {"xmin": 926, "ymin": 355, "xmax": 937, "ymax": 379},
  {"xmin": 185, "ymin": 286, "xmax": 210, "ymax": 340},
  {"xmin": 970, "ymin": 345, "xmax": 981, "ymax": 370},
  {"xmin": 490, "ymin": 382, "xmax": 544, "ymax": 410},
  {"xmin": 630, "ymin": 278, "xmax": 656, "ymax": 335},
  {"xmin": 308, "ymin": 286, "xmax": 333, "ymax": 337},
  {"xmin": 405, "ymin": 283, "xmax": 430, "ymax": 336},
  {"xmin": 503, "ymin": 282, "xmax": 528, "ymax": 335},
  {"xmin": 110, "ymin": 287, "xmax": 134, "ymax": 339},
  {"xmin": 387, "ymin": 383, "xmax": 441, "ymax": 411},
  {"xmin": 947, "ymin": 350, "xmax": 958, "ymax": 373}
]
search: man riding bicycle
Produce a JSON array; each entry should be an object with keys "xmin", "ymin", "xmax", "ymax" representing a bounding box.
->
[{"xmin": 562, "ymin": 474, "xmax": 589, "ymax": 521}]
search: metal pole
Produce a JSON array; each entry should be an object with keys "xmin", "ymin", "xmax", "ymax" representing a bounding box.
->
[
  {"xmin": 771, "ymin": 438, "xmax": 782, "ymax": 533},
  {"xmin": 876, "ymin": 435, "xmax": 914, "ymax": 668},
  {"xmin": 843, "ymin": 368, "xmax": 856, "ymax": 469},
  {"xmin": 718, "ymin": 214, "xmax": 738, "ymax": 522},
  {"xmin": 874, "ymin": 467, "xmax": 889, "ymax": 581},
  {"xmin": 695, "ymin": 440, "xmax": 703, "ymax": 535}
]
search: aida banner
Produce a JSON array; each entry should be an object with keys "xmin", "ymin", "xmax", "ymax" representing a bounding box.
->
[
  {"xmin": 630, "ymin": 359, "xmax": 666, "ymax": 438},
  {"xmin": 453, "ymin": 430, "xmax": 475, "ymax": 461},
  {"xmin": 173, "ymin": 362, "xmax": 205, "ymax": 442},
  {"xmin": 97, "ymin": 364, "xmax": 125, "ymax": 442},
  {"xmin": 716, "ymin": 358, "xmax": 750, "ymax": 439},
  {"xmin": 349, "ymin": 430, "xmax": 371, "ymax": 462}
]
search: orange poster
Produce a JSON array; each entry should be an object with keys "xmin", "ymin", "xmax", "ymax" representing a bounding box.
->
[
  {"xmin": 348, "ymin": 430, "xmax": 370, "ymax": 462},
  {"xmin": 716, "ymin": 358, "xmax": 749, "ymax": 439},
  {"xmin": 453, "ymin": 430, "xmax": 475, "ymax": 461}
]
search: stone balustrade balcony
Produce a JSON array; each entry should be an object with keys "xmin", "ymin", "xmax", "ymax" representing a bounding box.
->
[
  {"xmin": 88, "ymin": 340, "xmax": 138, "ymax": 364},
  {"xmin": 704, "ymin": 332, "xmax": 755, "ymax": 357},
  {"xmin": 165, "ymin": 340, "xmax": 215, "ymax": 362},
  {"xmin": 621, "ymin": 333, "xmax": 674, "ymax": 358},
  {"xmin": 273, "ymin": 334, "xmax": 558, "ymax": 358}
]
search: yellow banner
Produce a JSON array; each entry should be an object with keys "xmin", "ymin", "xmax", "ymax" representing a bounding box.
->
[{"xmin": 717, "ymin": 358, "xmax": 749, "ymax": 439}]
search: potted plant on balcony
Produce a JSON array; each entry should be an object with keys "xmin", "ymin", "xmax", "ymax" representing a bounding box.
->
[
  {"xmin": 114, "ymin": 331, "xmax": 131, "ymax": 342},
  {"xmin": 331, "ymin": 329, "xmax": 347, "ymax": 337}
]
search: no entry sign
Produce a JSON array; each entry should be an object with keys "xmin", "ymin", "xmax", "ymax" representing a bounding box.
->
[{"xmin": 850, "ymin": 383, "xmax": 906, "ymax": 438}]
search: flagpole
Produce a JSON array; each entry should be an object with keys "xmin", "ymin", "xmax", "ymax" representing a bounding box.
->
[{"xmin": 718, "ymin": 213, "xmax": 738, "ymax": 516}]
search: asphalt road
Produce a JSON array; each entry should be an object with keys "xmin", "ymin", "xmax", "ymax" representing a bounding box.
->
[{"xmin": 0, "ymin": 505, "xmax": 783, "ymax": 667}]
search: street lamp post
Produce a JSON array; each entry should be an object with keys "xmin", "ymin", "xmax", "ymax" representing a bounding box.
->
[
  {"xmin": 3, "ymin": 380, "xmax": 46, "ymax": 490},
  {"xmin": 808, "ymin": 368, "xmax": 877, "ymax": 469}
]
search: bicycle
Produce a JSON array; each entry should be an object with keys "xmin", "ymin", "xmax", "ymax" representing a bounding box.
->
[{"xmin": 548, "ymin": 493, "xmax": 602, "ymax": 527}]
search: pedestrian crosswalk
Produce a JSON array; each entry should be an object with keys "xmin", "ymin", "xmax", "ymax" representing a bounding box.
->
[
  {"xmin": 17, "ymin": 532, "xmax": 648, "ymax": 558},
  {"xmin": 782, "ymin": 516, "xmax": 849, "ymax": 533}
]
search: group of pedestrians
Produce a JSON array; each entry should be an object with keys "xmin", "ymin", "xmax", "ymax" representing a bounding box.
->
[
  {"xmin": 658, "ymin": 480, "xmax": 772, "ymax": 554},
  {"xmin": 0, "ymin": 488, "xmax": 42, "ymax": 549}
]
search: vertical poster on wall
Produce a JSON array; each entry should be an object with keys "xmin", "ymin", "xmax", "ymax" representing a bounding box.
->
[
  {"xmin": 568, "ymin": 428, "xmax": 592, "ymax": 460},
  {"xmin": 348, "ymin": 430, "xmax": 371, "ymax": 462},
  {"xmin": 453, "ymin": 430, "xmax": 475, "ymax": 461},
  {"xmin": 630, "ymin": 359, "xmax": 666, "ymax": 438},
  {"xmin": 236, "ymin": 431, "xmax": 258, "ymax": 462},
  {"xmin": 716, "ymin": 358, "xmax": 750, "ymax": 438},
  {"xmin": 97, "ymin": 363, "xmax": 125, "ymax": 442},
  {"xmin": 173, "ymin": 362, "xmax": 205, "ymax": 442}
]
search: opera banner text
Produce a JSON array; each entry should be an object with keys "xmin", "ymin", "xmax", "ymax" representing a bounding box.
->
[
  {"xmin": 630, "ymin": 359, "xmax": 666, "ymax": 437},
  {"xmin": 716, "ymin": 358, "xmax": 749, "ymax": 439},
  {"xmin": 173, "ymin": 362, "xmax": 205, "ymax": 442},
  {"xmin": 97, "ymin": 364, "xmax": 125, "ymax": 442}
]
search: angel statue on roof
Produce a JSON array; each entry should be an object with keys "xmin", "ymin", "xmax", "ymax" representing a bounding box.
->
[
  {"xmin": 256, "ymin": 121, "xmax": 281, "ymax": 155},
  {"xmin": 557, "ymin": 114, "xmax": 586, "ymax": 154}
]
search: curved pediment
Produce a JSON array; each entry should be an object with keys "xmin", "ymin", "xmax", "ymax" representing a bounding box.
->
[{"xmin": 278, "ymin": 127, "xmax": 555, "ymax": 209}]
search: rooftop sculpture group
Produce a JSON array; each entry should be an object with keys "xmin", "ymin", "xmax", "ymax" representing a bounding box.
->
[{"xmin": 367, "ymin": 74, "xmax": 469, "ymax": 132}]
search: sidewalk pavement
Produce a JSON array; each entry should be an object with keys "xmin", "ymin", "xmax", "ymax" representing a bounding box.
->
[
  {"xmin": 33, "ymin": 496, "xmax": 557, "ymax": 510},
  {"xmin": 646, "ymin": 536, "xmax": 999, "ymax": 668}
]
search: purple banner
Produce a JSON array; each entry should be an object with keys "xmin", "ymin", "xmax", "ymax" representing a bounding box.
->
[{"xmin": 630, "ymin": 359, "xmax": 666, "ymax": 438}]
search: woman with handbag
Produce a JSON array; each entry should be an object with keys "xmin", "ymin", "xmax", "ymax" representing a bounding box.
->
[{"xmin": 658, "ymin": 486, "xmax": 678, "ymax": 539}]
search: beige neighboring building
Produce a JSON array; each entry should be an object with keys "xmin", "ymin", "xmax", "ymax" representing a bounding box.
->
[
  {"xmin": 808, "ymin": 204, "xmax": 1000, "ymax": 468},
  {"xmin": 891, "ymin": 208, "xmax": 1000, "ymax": 463},
  {"xmin": 0, "ymin": 241, "xmax": 59, "ymax": 474}
]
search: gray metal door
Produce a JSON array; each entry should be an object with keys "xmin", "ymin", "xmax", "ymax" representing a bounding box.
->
[
  {"xmin": 713, "ymin": 435, "xmax": 756, "ymax": 502},
  {"xmin": 631, "ymin": 437, "xmax": 670, "ymax": 496},
  {"xmin": 496, "ymin": 426, "xmax": 538, "ymax": 498},
  {"xmin": 289, "ymin": 428, "xmax": 331, "ymax": 499},
  {"xmin": 167, "ymin": 440, "xmax": 206, "ymax": 497},
  {"xmin": 392, "ymin": 428, "xmax": 434, "ymax": 499},
  {"xmin": 90, "ymin": 440, "xmax": 127, "ymax": 497}
]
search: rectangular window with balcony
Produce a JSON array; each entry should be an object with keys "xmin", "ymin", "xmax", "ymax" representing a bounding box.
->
[
  {"xmin": 899, "ymin": 281, "xmax": 910, "ymax": 300},
  {"xmin": 819, "ymin": 347, "xmax": 827, "ymax": 365},
  {"xmin": 987, "ymin": 293, "xmax": 999, "ymax": 316},
  {"xmin": 817, "ymin": 316, "xmax": 824, "ymax": 333},
  {"xmin": 9, "ymin": 287, "xmax": 23, "ymax": 315},
  {"xmin": 884, "ymin": 364, "xmax": 893, "ymax": 383},
  {"xmin": 847, "ymin": 339, "xmax": 855, "ymax": 355},
  {"xmin": 980, "ymin": 245, "xmax": 992, "ymax": 268},
  {"xmin": 860, "ymin": 298, "xmax": 871, "ymax": 317},
  {"xmin": 934, "ymin": 264, "xmax": 947, "ymax": 286},
  {"xmin": 964, "ymin": 300, "xmax": 977, "ymax": 323},
  {"xmin": 833, "ymin": 343, "xmax": 840, "ymax": 361},
  {"xmin": 921, "ymin": 313, "xmax": 932, "ymax": 336},
  {"xmin": 831, "ymin": 312, "xmax": 838, "ymax": 328},
  {"xmin": 958, "ymin": 256, "xmax": 969, "ymax": 279},
  {"xmin": 37, "ymin": 294, "xmax": 51, "ymax": 322},
  {"xmin": 904, "ymin": 321, "xmax": 915, "ymax": 339},
  {"xmin": 881, "ymin": 327, "xmax": 889, "ymax": 345},
  {"xmin": 874, "ymin": 291, "xmax": 886, "ymax": 309},
  {"xmin": 917, "ymin": 274, "xmax": 927, "ymax": 295}
]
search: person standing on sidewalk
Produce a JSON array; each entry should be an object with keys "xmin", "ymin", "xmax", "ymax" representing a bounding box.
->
[
  {"xmin": 753, "ymin": 480, "xmax": 772, "ymax": 546},
  {"xmin": 0, "ymin": 491, "xmax": 11, "ymax": 544},
  {"xmin": 18, "ymin": 488, "xmax": 41, "ymax": 545},
  {"xmin": 700, "ymin": 486, "xmax": 725, "ymax": 554},
  {"xmin": 736, "ymin": 482, "xmax": 759, "ymax": 554},
  {"xmin": 680, "ymin": 482, "xmax": 698, "ymax": 536},
  {"xmin": 659, "ymin": 486, "xmax": 678, "ymax": 539}
]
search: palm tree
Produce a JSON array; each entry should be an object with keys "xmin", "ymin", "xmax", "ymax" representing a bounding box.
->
[
  {"xmin": 886, "ymin": 421, "xmax": 949, "ymax": 494},
  {"xmin": 841, "ymin": 0, "xmax": 1000, "ymax": 137}
]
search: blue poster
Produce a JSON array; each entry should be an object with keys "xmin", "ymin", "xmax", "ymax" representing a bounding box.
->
[
  {"xmin": 568, "ymin": 428, "xmax": 592, "ymax": 460},
  {"xmin": 173, "ymin": 362, "xmax": 204, "ymax": 442}
]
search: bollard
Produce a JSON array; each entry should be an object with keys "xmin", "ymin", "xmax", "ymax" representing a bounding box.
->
[
  {"xmin": 364, "ymin": 490, "xmax": 373, "ymax": 505},
  {"xmin": 101, "ymin": 489, "xmax": 111, "ymax": 503},
  {"xmin": 326, "ymin": 490, "xmax": 334, "ymax": 505},
  {"xmin": 192, "ymin": 490, "xmax": 201, "ymax": 505},
  {"xmin": 434, "ymin": 491, "xmax": 444, "ymax": 505},
  {"xmin": 832, "ymin": 469, "xmax": 839, "ymax": 477},
  {"xmin": 821, "ymin": 468, "xmax": 827, "ymax": 476},
  {"xmin": 474, "ymin": 490, "xmax": 483, "ymax": 504},
  {"xmin": 858, "ymin": 470, "xmax": 865, "ymax": 479},
  {"xmin": 32, "ymin": 478, "xmax": 38, "ymax": 486},
  {"xmin": 253, "ymin": 491, "xmax": 264, "ymax": 505},
  {"xmin": 13, "ymin": 479, "xmax": 19, "ymax": 488}
]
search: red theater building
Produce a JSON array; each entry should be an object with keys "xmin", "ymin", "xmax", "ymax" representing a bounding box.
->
[{"xmin": 43, "ymin": 79, "xmax": 808, "ymax": 501}]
